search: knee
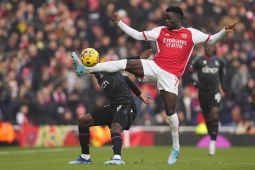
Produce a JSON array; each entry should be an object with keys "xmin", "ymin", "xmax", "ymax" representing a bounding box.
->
[
  {"xmin": 78, "ymin": 118, "xmax": 85, "ymax": 128},
  {"xmin": 165, "ymin": 107, "xmax": 175, "ymax": 116},
  {"xmin": 110, "ymin": 123, "xmax": 123, "ymax": 133},
  {"xmin": 78, "ymin": 116, "xmax": 91, "ymax": 128},
  {"xmin": 207, "ymin": 112, "xmax": 219, "ymax": 121}
]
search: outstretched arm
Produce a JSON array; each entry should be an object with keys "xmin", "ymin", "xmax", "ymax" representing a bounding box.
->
[
  {"xmin": 112, "ymin": 12, "xmax": 146, "ymax": 40},
  {"xmin": 207, "ymin": 22, "xmax": 238, "ymax": 44},
  {"xmin": 123, "ymin": 76, "xmax": 153, "ymax": 104}
]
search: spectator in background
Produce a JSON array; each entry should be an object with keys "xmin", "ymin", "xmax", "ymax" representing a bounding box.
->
[
  {"xmin": 231, "ymin": 63, "xmax": 250, "ymax": 97},
  {"xmin": 0, "ymin": 74, "xmax": 11, "ymax": 121},
  {"xmin": 219, "ymin": 92, "xmax": 236, "ymax": 127},
  {"xmin": 236, "ymin": 77, "xmax": 255, "ymax": 120},
  {"xmin": 218, "ymin": 5, "xmax": 239, "ymax": 31},
  {"xmin": 16, "ymin": 104, "xmax": 29, "ymax": 126}
]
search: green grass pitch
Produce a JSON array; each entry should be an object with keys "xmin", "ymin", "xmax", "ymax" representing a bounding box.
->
[{"xmin": 1, "ymin": 146, "xmax": 255, "ymax": 170}]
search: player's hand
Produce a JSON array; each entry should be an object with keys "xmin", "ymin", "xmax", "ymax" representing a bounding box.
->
[
  {"xmin": 140, "ymin": 49, "xmax": 153, "ymax": 59},
  {"xmin": 112, "ymin": 12, "xmax": 120, "ymax": 24},
  {"xmin": 139, "ymin": 93, "xmax": 153, "ymax": 104},
  {"xmin": 224, "ymin": 22, "xmax": 238, "ymax": 33}
]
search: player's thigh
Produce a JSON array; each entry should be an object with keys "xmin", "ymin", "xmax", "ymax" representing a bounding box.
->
[
  {"xmin": 199, "ymin": 96, "xmax": 210, "ymax": 116},
  {"xmin": 125, "ymin": 59, "xmax": 144, "ymax": 78},
  {"xmin": 136, "ymin": 59, "xmax": 158, "ymax": 83},
  {"xmin": 200, "ymin": 92, "xmax": 221, "ymax": 120},
  {"xmin": 90, "ymin": 106, "xmax": 114, "ymax": 126},
  {"xmin": 112, "ymin": 105, "xmax": 136, "ymax": 130},
  {"xmin": 157, "ymin": 69, "xmax": 179, "ymax": 95}
]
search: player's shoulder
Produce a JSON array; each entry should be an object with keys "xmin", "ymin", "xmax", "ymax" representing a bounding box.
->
[
  {"xmin": 150, "ymin": 26, "xmax": 167, "ymax": 32},
  {"xmin": 185, "ymin": 27, "xmax": 200, "ymax": 32},
  {"xmin": 190, "ymin": 56, "xmax": 203, "ymax": 67},
  {"xmin": 215, "ymin": 56, "xmax": 225, "ymax": 64},
  {"xmin": 193, "ymin": 56, "xmax": 204, "ymax": 62},
  {"xmin": 185, "ymin": 27, "xmax": 206, "ymax": 35}
]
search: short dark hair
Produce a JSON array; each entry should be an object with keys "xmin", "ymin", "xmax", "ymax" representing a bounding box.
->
[{"xmin": 165, "ymin": 6, "xmax": 184, "ymax": 19}]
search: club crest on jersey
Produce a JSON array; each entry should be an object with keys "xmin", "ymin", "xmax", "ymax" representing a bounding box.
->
[
  {"xmin": 117, "ymin": 105, "xmax": 122, "ymax": 111},
  {"xmin": 165, "ymin": 33, "xmax": 169, "ymax": 36},
  {"xmin": 203, "ymin": 60, "xmax": 207, "ymax": 65},
  {"xmin": 99, "ymin": 72, "xmax": 103, "ymax": 78},
  {"xmin": 181, "ymin": 33, "xmax": 187, "ymax": 39},
  {"xmin": 215, "ymin": 61, "xmax": 219, "ymax": 66}
]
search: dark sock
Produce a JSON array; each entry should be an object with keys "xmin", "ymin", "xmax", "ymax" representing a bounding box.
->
[
  {"xmin": 79, "ymin": 127, "xmax": 90, "ymax": 154},
  {"xmin": 111, "ymin": 133, "xmax": 122, "ymax": 156},
  {"xmin": 206, "ymin": 120, "xmax": 219, "ymax": 141}
]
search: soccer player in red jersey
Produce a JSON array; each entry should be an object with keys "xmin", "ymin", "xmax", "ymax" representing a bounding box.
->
[{"xmin": 72, "ymin": 6, "xmax": 238, "ymax": 165}]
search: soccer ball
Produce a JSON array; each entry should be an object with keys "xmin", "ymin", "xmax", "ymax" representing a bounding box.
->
[{"xmin": 80, "ymin": 48, "xmax": 99, "ymax": 67}]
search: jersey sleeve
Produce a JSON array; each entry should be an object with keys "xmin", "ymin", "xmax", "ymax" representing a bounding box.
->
[
  {"xmin": 118, "ymin": 20, "xmax": 163, "ymax": 41},
  {"xmin": 188, "ymin": 27, "xmax": 227, "ymax": 45},
  {"xmin": 142, "ymin": 26, "xmax": 164, "ymax": 41},
  {"xmin": 117, "ymin": 20, "xmax": 145, "ymax": 40},
  {"xmin": 206, "ymin": 28, "xmax": 226, "ymax": 44},
  {"xmin": 188, "ymin": 57, "xmax": 199, "ymax": 72},
  {"xmin": 187, "ymin": 28, "xmax": 210, "ymax": 45}
]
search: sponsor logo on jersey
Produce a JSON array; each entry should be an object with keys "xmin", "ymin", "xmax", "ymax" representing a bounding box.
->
[
  {"xmin": 100, "ymin": 80, "xmax": 109, "ymax": 90},
  {"xmin": 163, "ymin": 38, "xmax": 187, "ymax": 49},
  {"xmin": 202, "ymin": 66, "xmax": 219, "ymax": 73}
]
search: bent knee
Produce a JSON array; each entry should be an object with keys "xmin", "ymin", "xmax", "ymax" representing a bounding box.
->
[
  {"xmin": 110, "ymin": 123, "xmax": 123, "ymax": 133},
  {"xmin": 78, "ymin": 114, "xmax": 94, "ymax": 127},
  {"xmin": 165, "ymin": 109, "xmax": 176, "ymax": 116}
]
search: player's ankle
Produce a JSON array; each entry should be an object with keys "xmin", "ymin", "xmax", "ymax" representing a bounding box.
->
[
  {"xmin": 81, "ymin": 154, "xmax": 90, "ymax": 160},
  {"xmin": 113, "ymin": 155, "xmax": 121, "ymax": 160}
]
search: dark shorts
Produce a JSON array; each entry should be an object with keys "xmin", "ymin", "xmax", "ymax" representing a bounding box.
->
[
  {"xmin": 199, "ymin": 91, "xmax": 221, "ymax": 115},
  {"xmin": 90, "ymin": 105, "xmax": 136, "ymax": 130}
]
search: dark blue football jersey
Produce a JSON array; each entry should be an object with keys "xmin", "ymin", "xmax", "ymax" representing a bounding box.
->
[
  {"xmin": 93, "ymin": 72, "xmax": 137, "ymax": 112},
  {"xmin": 189, "ymin": 56, "xmax": 225, "ymax": 92}
]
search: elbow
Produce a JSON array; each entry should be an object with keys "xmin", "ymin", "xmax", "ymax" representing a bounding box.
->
[
  {"xmin": 131, "ymin": 34, "xmax": 145, "ymax": 40},
  {"xmin": 206, "ymin": 39, "xmax": 217, "ymax": 44}
]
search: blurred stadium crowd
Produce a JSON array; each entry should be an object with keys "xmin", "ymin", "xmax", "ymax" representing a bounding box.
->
[{"xmin": 0, "ymin": 0, "xmax": 255, "ymax": 134}]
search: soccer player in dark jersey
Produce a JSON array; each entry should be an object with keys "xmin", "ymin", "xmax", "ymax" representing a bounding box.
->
[
  {"xmin": 188, "ymin": 43, "xmax": 225, "ymax": 155},
  {"xmin": 68, "ymin": 50, "xmax": 153, "ymax": 165},
  {"xmin": 72, "ymin": 6, "xmax": 237, "ymax": 164}
]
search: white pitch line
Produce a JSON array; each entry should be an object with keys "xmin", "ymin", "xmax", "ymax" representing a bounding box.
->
[
  {"xmin": 219, "ymin": 162, "xmax": 255, "ymax": 165},
  {"xmin": 0, "ymin": 148, "xmax": 76, "ymax": 155}
]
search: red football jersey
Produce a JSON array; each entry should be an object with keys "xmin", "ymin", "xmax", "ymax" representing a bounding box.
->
[{"xmin": 142, "ymin": 27, "xmax": 210, "ymax": 78}]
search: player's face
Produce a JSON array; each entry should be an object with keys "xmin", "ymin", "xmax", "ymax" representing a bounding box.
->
[
  {"xmin": 204, "ymin": 44, "xmax": 216, "ymax": 56},
  {"xmin": 165, "ymin": 12, "xmax": 181, "ymax": 30}
]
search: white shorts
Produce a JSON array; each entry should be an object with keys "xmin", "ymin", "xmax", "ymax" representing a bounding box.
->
[{"xmin": 138, "ymin": 59, "xmax": 179, "ymax": 95}]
